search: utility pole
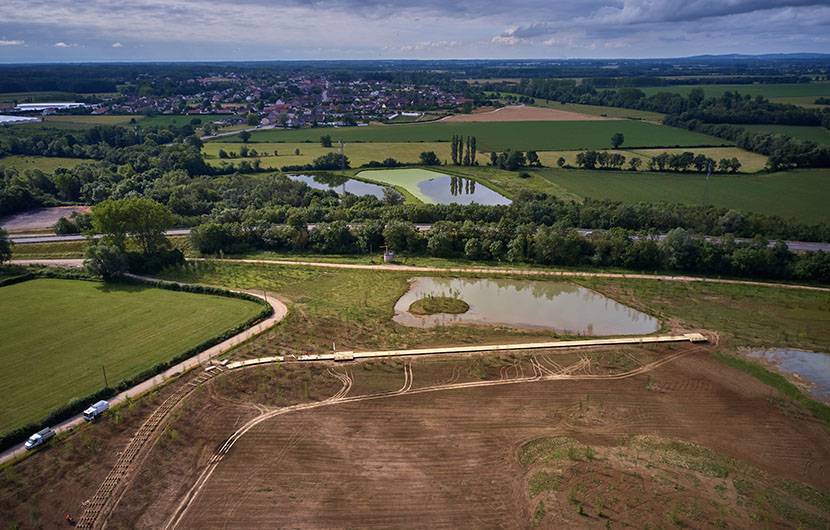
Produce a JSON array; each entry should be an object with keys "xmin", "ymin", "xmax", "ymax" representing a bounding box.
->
[
  {"xmin": 703, "ymin": 161, "xmax": 712, "ymax": 206},
  {"xmin": 102, "ymin": 365, "xmax": 109, "ymax": 388}
]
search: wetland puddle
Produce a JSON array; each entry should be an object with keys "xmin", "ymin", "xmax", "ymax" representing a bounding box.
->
[
  {"xmin": 745, "ymin": 348, "xmax": 830, "ymax": 402},
  {"xmin": 393, "ymin": 277, "xmax": 659, "ymax": 336},
  {"xmin": 288, "ymin": 174, "xmax": 386, "ymax": 199}
]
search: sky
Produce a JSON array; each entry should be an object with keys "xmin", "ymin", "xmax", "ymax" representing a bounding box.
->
[{"xmin": 1, "ymin": 0, "xmax": 829, "ymax": 62}]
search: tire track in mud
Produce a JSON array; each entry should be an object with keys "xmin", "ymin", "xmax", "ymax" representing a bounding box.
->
[{"xmin": 163, "ymin": 347, "xmax": 698, "ymax": 529}]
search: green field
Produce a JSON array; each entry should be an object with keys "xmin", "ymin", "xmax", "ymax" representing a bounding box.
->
[
  {"xmin": 633, "ymin": 82, "xmax": 830, "ymax": 99},
  {"xmin": 42, "ymin": 115, "xmax": 134, "ymax": 127},
  {"xmin": 536, "ymin": 167, "xmax": 830, "ymax": 224},
  {"xmin": 203, "ymin": 141, "xmax": 451, "ymax": 168},
  {"xmin": 0, "ymin": 278, "xmax": 263, "ymax": 433},
  {"xmin": 0, "ymin": 92, "xmax": 119, "ymax": 104},
  {"xmin": 137, "ymin": 114, "xmax": 237, "ymax": 128},
  {"xmin": 732, "ymin": 124, "xmax": 830, "ymax": 145},
  {"xmin": 216, "ymin": 121, "xmax": 728, "ymax": 152},
  {"xmin": 355, "ymin": 168, "xmax": 453, "ymax": 202},
  {"xmin": 0, "ymin": 155, "xmax": 91, "ymax": 172}
]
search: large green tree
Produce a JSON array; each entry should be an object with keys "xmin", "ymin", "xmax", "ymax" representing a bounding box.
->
[
  {"xmin": 0, "ymin": 227, "xmax": 12, "ymax": 264},
  {"xmin": 91, "ymin": 197, "xmax": 174, "ymax": 255}
]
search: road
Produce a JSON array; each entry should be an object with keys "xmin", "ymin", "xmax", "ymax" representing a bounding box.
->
[
  {"xmin": 0, "ymin": 276, "xmax": 288, "ymax": 466},
  {"xmin": 10, "ymin": 226, "xmax": 830, "ymax": 252}
]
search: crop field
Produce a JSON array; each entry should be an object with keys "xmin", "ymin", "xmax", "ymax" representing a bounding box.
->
[
  {"xmin": 137, "ymin": 114, "xmax": 236, "ymax": 128},
  {"xmin": 633, "ymin": 82, "xmax": 830, "ymax": 99},
  {"xmin": 0, "ymin": 91, "xmax": 119, "ymax": 104},
  {"xmin": 733, "ymin": 124, "xmax": 830, "ymax": 145},
  {"xmin": 203, "ymin": 141, "xmax": 450, "ymax": 168},
  {"xmin": 440, "ymin": 105, "xmax": 610, "ymax": 122},
  {"xmin": 532, "ymin": 146, "xmax": 767, "ymax": 172},
  {"xmin": 492, "ymin": 92, "xmax": 666, "ymax": 121},
  {"xmin": 0, "ymin": 155, "xmax": 90, "ymax": 172},
  {"xmin": 0, "ymin": 278, "xmax": 263, "ymax": 433},
  {"xmin": 536, "ymin": 167, "xmax": 830, "ymax": 224},
  {"xmin": 217, "ymin": 120, "xmax": 728, "ymax": 152},
  {"xmin": 43, "ymin": 115, "xmax": 134, "ymax": 127}
]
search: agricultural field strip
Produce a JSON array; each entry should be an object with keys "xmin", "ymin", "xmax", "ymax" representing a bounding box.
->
[
  {"xmin": 227, "ymin": 333, "xmax": 705, "ymax": 366},
  {"xmin": 163, "ymin": 345, "xmax": 701, "ymax": 530}
]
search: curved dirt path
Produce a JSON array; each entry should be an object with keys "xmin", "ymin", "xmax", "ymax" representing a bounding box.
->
[
  {"xmin": 0, "ymin": 274, "xmax": 288, "ymax": 467},
  {"xmin": 12, "ymin": 258, "xmax": 830, "ymax": 293}
]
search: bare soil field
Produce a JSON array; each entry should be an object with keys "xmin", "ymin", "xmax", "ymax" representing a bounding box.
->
[
  {"xmin": 0, "ymin": 206, "xmax": 90, "ymax": 232},
  {"xmin": 442, "ymin": 105, "xmax": 613, "ymax": 122},
  {"xmin": 97, "ymin": 341, "xmax": 829, "ymax": 530}
]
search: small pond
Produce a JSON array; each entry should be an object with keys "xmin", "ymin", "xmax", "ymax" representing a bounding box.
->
[
  {"xmin": 288, "ymin": 174, "xmax": 386, "ymax": 199},
  {"xmin": 417, "ymin": 175, "xmax": 511, "ymax": 206},
  {"xmin": 356, "ymin": 168, "xmax": 511, "ymax": 205},
  {"xmin": 393, "ymin": 277, "xmax": 659, "ymax": 336},
  {"xmin": 745, "ymin": 348, "xmax": 830, "ymax": 402}
]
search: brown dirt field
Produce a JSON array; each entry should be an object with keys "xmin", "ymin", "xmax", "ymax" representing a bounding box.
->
[
  {"xmin": 0, "ymin": 373, "xmax": 192, "ymax": 530},
  {"xmin": 441, "ymin": 105, "xmax": 613, "ymax": 122},
  {"xmin": 103, "ymin": 342, "xmax": 829, "ymax": 529}
]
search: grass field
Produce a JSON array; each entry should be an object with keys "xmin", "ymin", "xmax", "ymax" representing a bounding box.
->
[
  {"xmin": 732, "ymin": 124, "xmax": 830, "ymax": 145},
  {"xmin": 0, "ymin": 278, "xmax": 263, "ymax": 433},
  {"xmin": 536, "ymin": 167, "xmax": 830, "ymax": 224},
  {"xmin": 216, "ymin": 121, "xmax": 728, "ymax": 152},
  {"xmin": 137, "ymin": 114, "xmax": 237, "ymax": 128},
  {"xmin": 42, "ymin": 115, "xmax": 134, "ymax": 127},
  {"xmin": 0, "ymin": 92, "xmax": 119, "ymax": 104},
  {"xmin": 633, "ymin": 82, "xmax": 830, "ymax": 99},
  {"xmin": 533, "ymin": 146, "xmax": 767, "ymax": 173},
  {"xmin": 203, "ymin": 141, "xmax": 451, "ymax": 168},
  {"xmin": 0, "ymin": 155, "xmax": 91, "ymax": 172}
]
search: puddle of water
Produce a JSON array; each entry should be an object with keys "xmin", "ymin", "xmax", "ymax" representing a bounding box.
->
[
  {"xmin": 745, "ymin": 348, "xmax": 830, "ymax": 402},
  {"xmin": 288, "ymin": 174, "xmax": 386, "ymax": 199},
  {"xmin": 417, "ymin": 175, "xmax": 511, "ymax": 206},
  {"xmin": 393, "ymin": 277, "xmax": 659, "ymax": 336}
]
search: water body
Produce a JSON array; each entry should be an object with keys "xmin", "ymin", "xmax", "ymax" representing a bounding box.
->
[
  {"xmin": 745, "ymin": 348, "xmax": 830, "ymax": 402},
  {"xmin": 417, "ymin": 175, "xmax": 511, "ymax": 206},
  {"xmin": 0, "ymin": 115, "xmax": 40, "ymax": 125},
  {"xmin": 393, "ymin": 277, "xmax": 659, "ymax": 336},
  {"xmin": 287, "ymin": 174, "xmax": 386, "ymax": 199}
]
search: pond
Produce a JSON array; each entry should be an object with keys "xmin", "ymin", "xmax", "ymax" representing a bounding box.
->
[
  {"xmin": 287, "ymin": 173, "xmax": 386, "ymax": 199},
  {"xmin": 393, "ymin": 277, "xmax": 660, "ymax": 336},
  {"xmin": 745, "ymin": 348, "xmax": 830, "ymax": 402},
  {"xmin": 356, "ymin": 168, "xmax": 511, "ymax": 205}
]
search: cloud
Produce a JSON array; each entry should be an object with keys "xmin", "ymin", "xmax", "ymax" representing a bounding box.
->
[
  {"xmin": 491, "ymin": 35, "xmax": 520, "ymax": 45},
  {"xmin": 590, "ymin": 0, "xmax": 826, "ymax": 25},
  {"xmin": 399, "ymin": 40, "xmax": 460, "ymax": 51},
  {"xmin": 111, "ymin": 42, "xmax": 123, "ymax": 47},
  {"xmin": 0, "ymin": 39, "xmax": 24, "ymax": 45},
  {"xmin": 53, "ymin": 41, "xmax": 77, "ymax": 47}
]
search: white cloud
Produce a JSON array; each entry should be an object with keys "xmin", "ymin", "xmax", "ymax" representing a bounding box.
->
[
  {"xmin": 491, "ymin": 35, "xmax": 520, "ymax": 45},
  {"xmin": 400, "ymin": 40, "xmax": 459, "ymax": 51},
  {"xmin": 112, "ymin": 42, "xmax": 123, "ymax": 47},
  {"xmin": 53, "ymin": 41, "xmax": 77, "ymax": 47},
  {"xmin": 0, "ymin": 39, "xmax": 24, "ymax": 45}
]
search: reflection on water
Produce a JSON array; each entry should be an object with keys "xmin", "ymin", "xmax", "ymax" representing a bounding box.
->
[
  {"xmin": 418, "ymin": 175, "xmax": 511, "ymax": 205},
  {"xmin": 746, "ymin": 348, "xmax": 830, "ymax": 402},
  {"xmin": 393, "ymin": 277, "xmax": 659, "ymax": 336},
  {"xmin": 288, "ymin": 174, "xmax": 385, "ymax": 199}
]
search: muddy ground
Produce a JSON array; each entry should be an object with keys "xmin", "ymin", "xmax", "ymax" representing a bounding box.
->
[{"xmin": 88, "ymin": 342, "xmax": 830, "ymax": 530}]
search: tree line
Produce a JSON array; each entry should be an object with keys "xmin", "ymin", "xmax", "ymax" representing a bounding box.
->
[
  {"xmin": 187, "ymin": 219, "xmax": 830, "ymax": 284},
  {"xmin": 571, "ymin": 150, "xmax": 741, "ymax": 173}
]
